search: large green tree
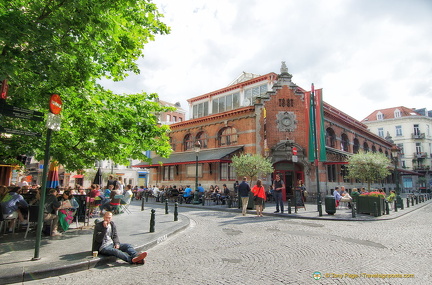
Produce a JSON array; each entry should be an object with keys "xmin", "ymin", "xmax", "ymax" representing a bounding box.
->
[
  {"xmin": 0, "ymin": 0, "xmax": 172, "ymax": 170},
  {"xmin": 231, "ymin": 153, "xmax": 274, "ymax": 183},
  {"xmin": 346, "ymin": 151, "xmax": 391, "ymax": 191}
]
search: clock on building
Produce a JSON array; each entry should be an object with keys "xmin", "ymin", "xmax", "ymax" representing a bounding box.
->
[{"xmin": 277, "ymin": 111, "xmax": 296, "ymax": 132}]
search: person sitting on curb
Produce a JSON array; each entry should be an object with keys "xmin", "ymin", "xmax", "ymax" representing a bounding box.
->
[{"xmin": 92, "ymin": 211, "xmax": 147, "ymax": 265}]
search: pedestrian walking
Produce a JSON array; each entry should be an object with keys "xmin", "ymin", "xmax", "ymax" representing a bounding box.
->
[
  {"xmin": 251, "ymin": 180, "xmax": 266, "ymax": 217},
  {"xmin": 238, "ymin": 177, "xmax": 251, "ymax": 216}
]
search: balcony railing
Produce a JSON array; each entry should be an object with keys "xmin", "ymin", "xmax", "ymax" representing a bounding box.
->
[
  {"xmin": 411, "ymin": 133, "xmax": 425, "ymax": 139},
  {"xmin": 414, "ymin": 152, "xmax": 428, "ymax": 159},
  {"xmin": 413, "ymin": 165, "xmax": 430, "ymax": 171}
]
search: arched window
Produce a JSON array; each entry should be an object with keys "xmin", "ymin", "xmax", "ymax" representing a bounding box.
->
[
  {"xmin": 218, "ymin": 127, "xmax": 238, "ymax": 147},
  {"xmin": 371, "ymin": 145, "xmax": 377, "ymax": 153},
  {"xmin": 341, "ymin": 133, "xmax": 350, "ymax": 152},
  {"xmin": 326, "ymin": 128, "xmax": 336, "ymax": 148},
  {"xmin": 196, "ymin": 131, "xmax": 208, "ymax": 148},
  {"xmin": 353, "ymin": 138, "xmax": 360, "ymax": 154},
  {"xmin": 363, "ymin": 142, "xmax": 369, "ymax": 152},
  {"xmin": 183, "ymin": 134, "xmax": 194, "ymax": 151}
]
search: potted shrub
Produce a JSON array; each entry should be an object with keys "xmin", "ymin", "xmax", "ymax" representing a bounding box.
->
[{"xmin": 357, "ymin": 191, "xmax": 386, "ymax": 216}]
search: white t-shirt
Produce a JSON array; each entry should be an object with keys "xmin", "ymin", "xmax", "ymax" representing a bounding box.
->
[{"xmin": 18, "ymin": 181, "xmax": 29, "ymax": 187}]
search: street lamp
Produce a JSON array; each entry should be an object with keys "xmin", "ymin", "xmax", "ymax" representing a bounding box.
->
[
  {"xmin": 391, "ymin": 145, "xmax": 403, "ymax": 208},
  {"xmin": 193, "ymin": 141, "xmax": 201, "ymax": 204}
]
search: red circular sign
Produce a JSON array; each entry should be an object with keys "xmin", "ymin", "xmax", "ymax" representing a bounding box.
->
[
  {"xmin": 292, "ymin": 147, "xmax": 298, "ymax": 155},
  {"xmin": 49, "ymin": 94, "xmax": 62, "ymax": 114}
]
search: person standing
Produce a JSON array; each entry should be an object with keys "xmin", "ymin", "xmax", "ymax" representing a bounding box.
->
[
  {"xmin": 252, "ymin": 179, "xmax": 266, "ymax": 217},
  {"xmin": 92, "ymin": 211, "xmax": 147, "ymax": 265},
  {"xmin": 273, "ymin": 174, "xmax": 285, "ymax": 213},
  {"xmin": 117, "ymin": 177, "xmax": 124, "ymax": 193},
  {"xmin": 238, "ymin": 177, "xmax": 251, "ymax": 216},
  {"xmin": 106, "ymin": 175, "xmax": 116, "ymax": 189}
]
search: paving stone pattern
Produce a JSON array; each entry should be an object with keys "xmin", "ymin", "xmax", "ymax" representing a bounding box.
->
[{"xmin": 21, "ymin": 203, "xmax": 432, "ymax": 285}]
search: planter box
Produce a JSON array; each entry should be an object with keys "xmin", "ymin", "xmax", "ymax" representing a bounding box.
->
[{"xmin": 356, "ymin": 196, "xmax": 385, "ymax": 216}]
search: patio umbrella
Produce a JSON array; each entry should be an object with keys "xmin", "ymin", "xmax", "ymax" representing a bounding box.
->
[
  {"xmin": 46, "ymin": 161, "xmax": 59, "ymax": 189},
  {"xmin": 93, "ymin": 167, "xmax": 102, "ymax": 186}
]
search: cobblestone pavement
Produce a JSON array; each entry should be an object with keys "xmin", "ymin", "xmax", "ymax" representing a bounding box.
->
[{"xmin": 21, "ymin": 203, "xmax": 432, "ymax": 285}]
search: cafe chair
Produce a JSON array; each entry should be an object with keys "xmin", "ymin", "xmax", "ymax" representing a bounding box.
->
[
  {"xmin": 0, "ymin": 204, "xmax": 19, "ymax": 234},
  {"xmin": 24, "ymin": 205, "xmax": 54, "ymax": 238}
]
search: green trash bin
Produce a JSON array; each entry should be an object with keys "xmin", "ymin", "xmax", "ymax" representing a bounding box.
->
[{"xmin": 325, "ymin": 195, "xmax": 336, "ymax": 215}]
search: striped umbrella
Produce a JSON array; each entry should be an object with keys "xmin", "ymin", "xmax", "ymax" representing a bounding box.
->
[{"xmin": 46, "ymin": 161, "xmax": 59, "ymax": 189}]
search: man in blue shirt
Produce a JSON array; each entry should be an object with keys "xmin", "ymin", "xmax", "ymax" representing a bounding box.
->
[
  {"xmin": 183, "ymin": 185, "xmax": 193, "ymax": 204},
  {"xmin": 1, "ymin": 187, "xmax": 28, "ymax": 233},
  {"xmin": 333, "ymin": 187, "xmax": 342, "ymax": 207}
]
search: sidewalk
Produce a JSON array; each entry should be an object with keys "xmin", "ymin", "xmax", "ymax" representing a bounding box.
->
[
  {"xmin": 180, "ymin": 194, "xmax": 432, "ymax": 221},
  {"xmin": 0, "ymin": 201, "xmax": 189, "ymax": 285},
  {"xmin": 0, "ymin": 197, "xmax": 430, "ymax": 284}
]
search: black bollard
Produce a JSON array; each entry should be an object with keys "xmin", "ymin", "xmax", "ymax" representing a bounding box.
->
[
  {"xmin": 351, "ymin": 202, "xmax": 356, "ymax": 218},
  {"xmin": 400, "ymin": 197, "xmax": 404, "ymax": 210},
  {"xmin": 141, "ymin": 196, "xmax": 145, "ymax": 211},
  {"xmin": 406, "ymin": 197, "xmax": 409, "ymax": 208},
  {"xmin": 145, "ymin": 191, "xmax": 149, "ymax": 202},
  {"xmin": 374, "ymin": 202, "xmax": 378, "ymax": 217},
  {"xmin": 287, "ymin": 199, "xmax": 292, "ymax": 214},
  {"xmin": 165, "ymin": 199, "xmax": 169, "ymax": 214},
  {"xmin": 318, "ymin": 200, "xmax": 322, "ymax": 217},
  {"xmin": 202, "ymin": 194, "xmax": 205, "ymax": 206},
  {"xmin": 415, "ymin": 196, "xmax": 418, "ymax": 205},
  {"xmin": 394, "ymin": 200, "xmax": 398, "ymax": 212},
  {"xmin": 174, "ymin": 202, "xmax": 178, "ymax": 221},
  {"xmin": 411, "ymin": 196, "xmax": 414, "ymax": 206},
  {"xmin": 150, "ymin": 209, "xmax": 155, "ymax": 232},
  {"xmin": 385, "ymin": 201, "xmax": 389, "ymax": 215}
]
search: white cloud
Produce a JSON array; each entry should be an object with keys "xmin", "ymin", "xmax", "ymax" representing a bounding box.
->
[{"xmin": 101, "ymin": 0, "xmax": 432, "ymax": 121}]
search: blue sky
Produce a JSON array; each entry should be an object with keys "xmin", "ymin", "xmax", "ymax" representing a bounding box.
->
[{"xmin": 101, "ymin": 0, "xmax": 432, "ymax": 121}]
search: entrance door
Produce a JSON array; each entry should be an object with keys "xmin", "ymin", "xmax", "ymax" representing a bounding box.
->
[{"xmin": 274, "ymin": 170, "xmax": 294, "ymax": 202}]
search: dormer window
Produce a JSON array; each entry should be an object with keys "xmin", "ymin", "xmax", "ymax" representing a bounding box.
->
[
  {"xmin": 377, "ymin": 112, "xmax": 384, "ymax": 120},
  {"xmin": 394, "ymin": 109, "xmax": 401, "ymax": 118}
]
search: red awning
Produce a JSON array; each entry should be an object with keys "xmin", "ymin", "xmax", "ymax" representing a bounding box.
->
[{"xmin": 73, "ymin": 174, "xmax": 84, "ymax": 178}]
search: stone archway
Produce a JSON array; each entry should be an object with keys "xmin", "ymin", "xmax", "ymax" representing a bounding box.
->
[{"xmin": 270, "ymin": 141, "xmax": 309, "ymax": 201}]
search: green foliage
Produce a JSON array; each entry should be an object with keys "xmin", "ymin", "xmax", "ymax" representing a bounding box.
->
[
  {"xmin": 0, "ymin": 0, "xmax": 173, "ymax": 170},
  {"xmin": 346, "ymin": 151, "xmax": 391, "ymax": 191},
  {"xmin": 231, "ymin": 153, "xmax": 274, "ymax": 182}
]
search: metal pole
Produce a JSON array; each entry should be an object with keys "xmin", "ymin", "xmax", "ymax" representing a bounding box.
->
[
  {"xmin": 174, "ymin": 202, "xmax": 178, "ymax": 221},
  {"xmin": 150, "ymin": 209, "xmax": 155, "ymax": 232},
  {"xmin": 33, "ymin": 128, "xmax": 52, "ymax": 260},
  {"xmin": 311, "ymin": 84, "xmax": 321, "ymax": 212}
]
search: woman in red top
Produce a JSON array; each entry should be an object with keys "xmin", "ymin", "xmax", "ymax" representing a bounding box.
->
[{"xmin": 251, "ymin": 179, "xmax": 266, "ymax": 217}]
